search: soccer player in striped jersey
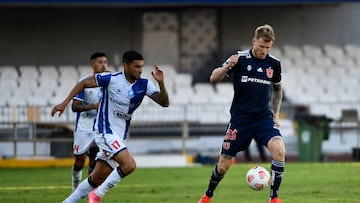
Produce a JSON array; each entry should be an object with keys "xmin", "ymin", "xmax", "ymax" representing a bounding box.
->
[
  {"xmin": 52, "ymin": 50, "xmax": 169, "ymax": 203},
  {"xmin": 70, "ymin": 52, "xmax": 106, "ymax": 191},
  {"xmin": 198, "ymin": 24, "xmax": 286, "ymax": 203}
]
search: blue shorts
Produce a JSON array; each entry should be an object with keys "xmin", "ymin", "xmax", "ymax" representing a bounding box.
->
[{"xmin": 221, "ymin": 115, "xmax": 281, "ymax": 157}]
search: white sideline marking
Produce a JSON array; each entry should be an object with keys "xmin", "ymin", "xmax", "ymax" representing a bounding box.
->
[
  {"xmin": 0, "ymin": 186, "xmax": 70, "ymax": 190},
  {"xmin": 0, "ymin": 184, "xmax": 149, "ymax": 190}
]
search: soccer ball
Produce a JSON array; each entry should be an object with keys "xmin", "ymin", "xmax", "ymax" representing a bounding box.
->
[{"xmin": 245, "ymin": 166, "xmax": 270, "ymax": 191}]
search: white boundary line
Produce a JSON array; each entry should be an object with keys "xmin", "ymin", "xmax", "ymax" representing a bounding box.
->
[
  {"xmin": 0, "ymin": 186, "xmax": 71, "ymax": 190},
  {"xmin": 0, "ymin": 184, "xmax": 150, "ymax": 190}
]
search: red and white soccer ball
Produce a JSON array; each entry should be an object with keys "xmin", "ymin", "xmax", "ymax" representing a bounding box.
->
[{"xmin": 246, "ymin": 166, "xmax": 270, "ymax": 191}]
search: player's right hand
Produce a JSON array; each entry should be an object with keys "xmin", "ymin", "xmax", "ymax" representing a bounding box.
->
[
  {"xmin": 51, "ymin": 102, "xmax": 67, "ymax": 117},
  {"xmin": 228, "ymin": 54, "xmax": 239, "ymax": 69}
]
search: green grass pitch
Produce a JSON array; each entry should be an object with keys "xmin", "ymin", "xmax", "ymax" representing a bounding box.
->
[{"xmin": 0, "ymin": 162, "xmax": 359, "ymax": 203}]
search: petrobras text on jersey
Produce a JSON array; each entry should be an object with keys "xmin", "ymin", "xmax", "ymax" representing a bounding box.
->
[{"xmin": 241, "ymin": 76, "xmax": 271, "ymax": 85}]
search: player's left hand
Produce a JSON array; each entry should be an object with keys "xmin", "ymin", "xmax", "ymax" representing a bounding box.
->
[{"xmin": 151, "ymin": 64, "xmax": 164, "ymax": 83}]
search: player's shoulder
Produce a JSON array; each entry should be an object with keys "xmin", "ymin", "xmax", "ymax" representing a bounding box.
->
[
  {"xmin": 268, "ymin": 53, "xmax": 281, "ymax": 62},
  {"xmin": 236, "ymin": 49, "xmax": 251, "ymax": 57}
]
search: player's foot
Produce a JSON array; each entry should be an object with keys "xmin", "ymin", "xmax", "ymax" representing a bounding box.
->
[
  {"xmin": 269, "ymin": 197, "xmax": 282, "ymax": 203},
  {"xmin": 198, "ymin": 193, "xmax": 212, "ymax": 203},
  {"xmin": 88, "ymin": 191, "xmax": 101, "ymax": 203}
]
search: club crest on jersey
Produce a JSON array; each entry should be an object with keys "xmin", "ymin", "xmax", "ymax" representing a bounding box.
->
[
  {"xmin": 247, "ymin": 65, "xmax": 252, "ymax": 71},
  {"xmin": 266, "ymin": 67, "xmax": 273, "ymax": 78},
  {"xmin": 128, "ymin": 89, "xmax": 134, "ymax": 98}
]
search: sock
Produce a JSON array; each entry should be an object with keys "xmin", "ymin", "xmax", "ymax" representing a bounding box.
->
[
  {"xmin": 205, "ymin": 164, "xmax": 224, "ymax": 198},
  {"xmin": 270, "ymin": 160, "xmax": 285, "ymax": 199},
  {"xmin": 72, "ymin": 167, "xmax": 83, "ymax": 191},
  {"xmin": 63, "ymin": 177, "xmax": 94, "ymax": 203},
  {"xmin": 94, "ymin": 167, "xmax": 125, "ymax": 197},
  {"xmin": 88, "ymin": 165, "xmax": 94, "ymax": 176}
]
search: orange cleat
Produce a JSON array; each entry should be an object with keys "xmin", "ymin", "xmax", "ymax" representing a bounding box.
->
[
  {"xmin": 269, "ymin": 197, "xmax": 282, "ymax": 203},
  {"xmin": 198, "ymin": 193, "xmax": 212, "ymax": 203}
]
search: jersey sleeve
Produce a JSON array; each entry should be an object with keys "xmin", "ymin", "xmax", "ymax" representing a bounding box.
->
[
  {"xmin": 146, "ymin": 79, "xmax": 158, "ymax": 96},
  {"xmin": 221, "ymin": 56, "xmax": 234, "ymax": 76},
  {"xmin": 272, "ymin": 62, "xmax": 282, "ymax": 84},
  {"xmin": 73, "ymin": 90, "xmax": 84, "ymax": 101},
  {"xmin": 95, "ymin": 72, "xmax": 112, "ymax": 87}
]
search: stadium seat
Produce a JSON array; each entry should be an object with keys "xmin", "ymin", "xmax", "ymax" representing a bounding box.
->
[
  {"xmin": 323, "ymin": 44, "xmax": 345, "ymax": 59},
  {"xmin": 282, "ymin": 45, "xmax": 303, "ymax": 59},
  {"xmin": 38, "ymin": 65, "xmax": 59, "ymax": 78},
  {"xmin": 302, "ymin": 44, "xmax": 324, "ymax": 59},
  {"xmin": 0, "ymin": 66, "xmax": 19, "ymax": 79},
  {"xmin": 18, "ymin": 65, "xmax": 40, "ymax": 78}
]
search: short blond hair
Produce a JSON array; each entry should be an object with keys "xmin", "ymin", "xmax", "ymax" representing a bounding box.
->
[{"xmin": 254, "ymin": 24, "xmax": 275, "ymax": 42}]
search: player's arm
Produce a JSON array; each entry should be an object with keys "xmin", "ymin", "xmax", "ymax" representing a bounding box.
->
[
  {"xmin": 149, "ymin": 64, "xmax": 169, "ymax": 107},
  {"xmin": 271, "ymin": 82, "xmax": 283, "ymax": 127},
  {"xmin": 51, "ymin": 75, "xmax": 98, "ymax": 117},
  {"xmin": 210, "ymin": 54, "xmax": 239, "ymax": 83},
  {"xmin": 72, "ymin": 99, "xmax": 100, "ymax": 112}
]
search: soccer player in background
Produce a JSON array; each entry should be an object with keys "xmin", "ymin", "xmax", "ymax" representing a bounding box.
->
[
  {"xmin": 70, "ymin": 52, "xmax": 107, "ymax": 191},
  {"xmin": 52, "ymin": 50, "xmax": 170, "ymax": 203},
  {"xmin": 198, "ymin": 24, "xmax": 286, "ymax": 203}
]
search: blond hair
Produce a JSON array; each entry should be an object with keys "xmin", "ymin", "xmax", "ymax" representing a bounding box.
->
[{"xmin": 254, "ymin": 24, "xmax": 275, "ymax": 42}]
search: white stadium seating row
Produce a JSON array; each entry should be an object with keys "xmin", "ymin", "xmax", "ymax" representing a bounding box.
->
[{"xmin": 1, "ymin": 44, "xmax": 360, "ymax": 122}]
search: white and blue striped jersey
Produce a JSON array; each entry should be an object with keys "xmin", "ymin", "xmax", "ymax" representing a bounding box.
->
[
  {"xmin": 94, "ymin": 71, "xmax": 157, "ymax": 140},
  {"xmin": 74, "ymin": 74, "xmax": 102, "ymax": 132}
]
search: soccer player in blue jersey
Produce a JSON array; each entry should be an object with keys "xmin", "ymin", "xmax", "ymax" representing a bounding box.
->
[
  {"xmin": 198, "ymin": 24, "xmax": 285, "ymax": 203},
  {"xmin": 70, "ymin": 52, "xmax": 106, "ymax": 191},
  {"xmin": 52, "ymin": 50, "xmax": 169, "ymax": 203}
]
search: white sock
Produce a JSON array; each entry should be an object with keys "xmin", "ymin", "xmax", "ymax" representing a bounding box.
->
[
  {"xmin": 95, "ymin": 169, "xmax": 122, "ymax": 197},
  {"xmin": 72, "ymin": 167, "xmax": 83, "ymax": 192},
  {"xmin": 63, "ymin": 178, "xmax": 94, "ymax": 203}
]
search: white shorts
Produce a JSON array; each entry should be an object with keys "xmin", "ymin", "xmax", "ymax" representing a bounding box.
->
[
  {"xmin": 73, "ymin": 129, "xmax": 95, "ymax": 155},
  {"xmin": 95, "ymin": 133, "xmax": 127, "ymax": 169}
]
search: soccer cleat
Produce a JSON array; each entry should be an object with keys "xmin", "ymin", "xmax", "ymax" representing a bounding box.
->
[
  {"xmin": 88, "ymin": 191, "xmax": 101, "ymax": 203},
  {"xmin": 269, "ymin": 197, "xmax": 282, "ymax": 203},
  {"xmin": 198, "ymin": 193, "xmax": 212, "ymax": 203}
]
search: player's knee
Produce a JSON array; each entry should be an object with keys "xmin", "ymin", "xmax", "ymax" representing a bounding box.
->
[
  {"xmin": 271, "ymin": 145, "xmax": 286, "ymax": 161},
  {"xmin": 216, "ymin": 164, "xmax": 229, "ymax": 174},
  {"xmin": 122, "ymin": 160, "xmax": 137, "ymax": 176},
  {"xmin": 74, "ymin": 156, "xmax": 86, "ymax": 168}
]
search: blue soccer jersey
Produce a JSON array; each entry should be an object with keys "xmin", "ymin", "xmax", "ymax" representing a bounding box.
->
[
  {"xmin": 224, "ymin": 49, "xmax": 281, "ymax": 122},
  {"xmin": 94, "ymin": 71, "xmax": 157, "ymax": 140}
]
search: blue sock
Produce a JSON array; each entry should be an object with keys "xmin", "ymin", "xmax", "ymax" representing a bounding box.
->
[{"xmin": 270, "ymin": 160, "xmax": 285, "ymax": 199}]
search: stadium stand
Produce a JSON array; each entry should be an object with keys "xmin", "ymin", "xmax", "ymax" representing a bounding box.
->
[
  {"xmin": 1, "ymin": 43, "xmax": 359, "ymax": 123},
  {"xmin": 1, "ymin": 44, "xmax": 360, "ymax": 160}
]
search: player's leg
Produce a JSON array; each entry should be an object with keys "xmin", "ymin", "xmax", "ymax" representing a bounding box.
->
[
  {"xmin": 267, "ymin": 136, "xmax": 286, "ymax": 203},
  {"xmin": 87, "ymin": 141, "xmax": 99, "ymax": 175},
  {"xmin": 199, "ymin": 124, "xmax": 250, "ymax": 203},
  {"xmin": 198, "ymin": 154, "xmax": 233, "ymax": 203},
  {"xmin": 90, "ymin": 148, "xmax": 136, "ymax": 199},
  {"xmin": 72, "ymin": 154, "xmax": 87, "ymax": 191},
  {"xmin": 72, "ymin": 129, "xmax": 94, "ymax": 191},
  {"xmin": 62, "ymin": 161, "xmax": 113, "ymax": 203},
  {"xmin": 257, "ymin": 116, "xmax": 286, "ymax": 203}
]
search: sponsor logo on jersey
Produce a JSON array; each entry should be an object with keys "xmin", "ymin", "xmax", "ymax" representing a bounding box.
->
[
  {"xmin": 241, "ymin": 76, "xmax": 271, "ymax": 85},
  {"xmin": 257, "ymin": 67, "xmax": 263, "ymax": 72}
]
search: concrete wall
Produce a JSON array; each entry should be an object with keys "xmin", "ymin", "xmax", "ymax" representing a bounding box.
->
[
  {"xmin": 0, "ymin": 7, "xmax": 143, "ymax": 67},
  {"xmin": 220, "ymin": 3, "xmax": 360, "ymax": 56},
  {"xmin": 1, "ymin": 3, "xmax": 359, "ymax": 73}
]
